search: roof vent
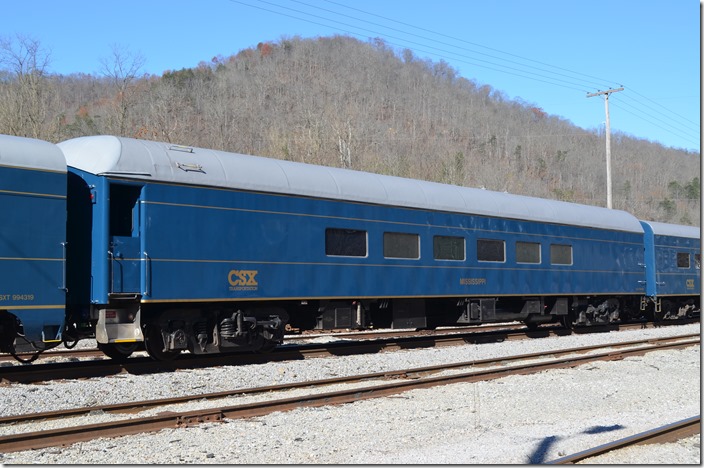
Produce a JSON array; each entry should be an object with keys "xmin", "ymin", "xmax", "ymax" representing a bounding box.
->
[
  {"xmin": 176, "ymin": 162, "xmax": 205, "ymax": 173},
  {"xmin": 169, "ymin": 144, "xmax": 194, "ymax": 153}
]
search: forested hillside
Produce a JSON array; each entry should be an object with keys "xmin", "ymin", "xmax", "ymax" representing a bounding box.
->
[{"xmin": 0, "ymin": 35, "xmax": 699, "ymax": 225}]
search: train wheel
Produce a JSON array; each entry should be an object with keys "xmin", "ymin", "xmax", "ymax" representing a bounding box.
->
[
  {"xmin": 560, "ymin": 311, "xmax": 574, "ymax": 329},
  {"xmin": 98, "ymin": 342, "xmax": 139, "ymax": 361},
  {"xmin": 144, "ymin": 326, "xmax": 180, "ymax": 361}
]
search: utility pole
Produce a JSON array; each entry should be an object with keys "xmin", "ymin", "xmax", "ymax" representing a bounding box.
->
[{"xmin": 587, "ymin": 87, "xmax": 624, "ymax": 209}]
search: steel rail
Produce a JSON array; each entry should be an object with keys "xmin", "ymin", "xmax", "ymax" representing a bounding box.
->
[
  {"xmin": 1, "ymin": 333, "xmax": 697, "ymax": 425},
  {"xmin": 0, "ymin": 323, "xmax": 697, "ymax": 385},
  {"xmin": 4, "ymin": 318, "xmax": 696, "ymax": 364},
  {"xmin": 0, "ymin": 336, "xmax": 698, "ymax": 453},
  {"xmin": 0, "ymin": 323, "xmax": 531, "ymax": 364},
  {"xmin": 548, "ymin": 415, "xmax": 701, "ymax": 464},
  {"xmin": 0, "ymin": 325, "xmax": 567, "ymax": 384}
]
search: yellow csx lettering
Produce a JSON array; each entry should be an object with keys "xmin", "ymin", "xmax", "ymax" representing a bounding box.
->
[
  {"xmin": 686, "ymin": 279, "xmax": 695, "ymax": 289},
  {"xmin": 228, "ymin": 270, "xmax": 259, "ymax": 287}
]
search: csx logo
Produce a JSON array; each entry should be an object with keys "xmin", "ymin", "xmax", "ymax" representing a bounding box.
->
[
  {"xmin": 686, "ymin": 279, "xmax": 695, "ymax": 289},
  {"xmin": 228, "ymin": 270, "xmax": 259, "ymax": 287}
]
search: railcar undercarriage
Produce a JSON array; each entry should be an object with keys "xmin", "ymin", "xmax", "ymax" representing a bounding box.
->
[
  {"xmin": 122, "ymin": 305, "xmax": 289, "ymax": 361},
  {"xmin": 20, "ymin": 301, "xmax": 291, "ymax": 362},
  {"xmin": 2, "ymin": 293, "xmax": 699, "ymax": 363},
  {"xmin": 285, "ymin": 294, "xmax": 701, "ymax": 332}
]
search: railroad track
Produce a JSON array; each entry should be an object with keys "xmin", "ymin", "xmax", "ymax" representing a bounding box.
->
[
  {"xmin": 548, "ymin": 415, "xmax": 701, "ymax": 464},
  {"xmin": 0, "ymin": 322, "xmax": 529, "ymax": 364},
  {"xmin": 0, "ymin": 320, "xmax": 694, "ymax": 384},
  {"xmin": 2, "ymin": 318, "xmax": 693, "ymax": 366},
  {"xmin": 0, "ymin": 323, "xmax": 557, "ymax": 383},
  {"xmin": 0, "ymin": 333, "xmax": 698, "ymax": 453},
  {"xmin": 5, "ymin": 317, "xmax": 695, "ymax": 364}
]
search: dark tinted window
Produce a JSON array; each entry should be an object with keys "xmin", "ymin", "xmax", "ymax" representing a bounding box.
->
[
  {"xmin": 433, "ymin": 236, "xmax": 465, "ymax": 261},
  {"xmin": 677, "ymin": 252, "xmax": 690, "ymax": 268},
  {"xmin": 325, "ymin": 228, "xmax": 367, "ymax": 257},
  {"xmin": 550, "ymin": 244, "xmax": 573, "ymax": 265},
  {"xmin": 383, "ymin": 232, "xmax": 419, "ymax": 259},
  {"xmin": 516, "ymin": 241, "xmax": 541, "ymax": 264},
  {"xmin": 477, "ymin": 239, "xmax": 505, "ymax": 262}
]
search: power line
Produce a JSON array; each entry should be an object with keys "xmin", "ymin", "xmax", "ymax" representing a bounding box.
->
[
  {"xmin": 609, "ymin": 100, "xmax": 700, "ymax": 148},
  {"xmin": 612, "ymin": 96, "xmax": 699, "ymax": 142},
  {"xmin": 322, "ymin": 0, "xmax": 621, "ymax": 89},
  {"xmin": 315, "ymin": 1, "xmax": 700, "ymax": 150},
  {"xmin": 227, "ymin": 0, "xmax": 699, "ymax": 151},
  {"xmin": 290, "ymin": 0, "xmax": 613, "ymax": 90},
  {"xmin": 239, "ymin": 0, "xmax": 593, "ymax": 92},
  {"xmin": 618, "ymin": 89, "xmax": 700, "ymax": 134},
  {"xmin": 628, "ymin": 87, "xmax": 700, "ymax": 128}
]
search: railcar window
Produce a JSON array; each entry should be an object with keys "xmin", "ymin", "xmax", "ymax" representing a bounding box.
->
[
  {"xmin": 695, "ymin": 254, "xmax": 701, "ymax": 270},
  {"xmin": 383, "ymin": 232, "xmax": 420, "ymax": 259},
  {"xmin": 516, "ymin": 241, "xmax": 541, "ymax": 264},
  {"xmin": 433, "ymin": 236, "xmax": 465, "ymax": 261},
  {"xmin": 677, "ymin": 252, "xmax": 690, "ymax": 268},
  {"xmin": 325, "ymin": 228, "xmax": 367, "ymax": 257},
  {"xmin": 550, "ymin": 244, "xmax": 573, "ymax": 265},
  {"xmin": 477, "ymin": 239, "xmax": 505, "ymax": 262}
]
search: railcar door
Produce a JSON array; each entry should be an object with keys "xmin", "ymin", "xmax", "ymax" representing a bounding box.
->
[{"xmin": 109, "ymin": 183, "xmax": 143, "ymax": 294}]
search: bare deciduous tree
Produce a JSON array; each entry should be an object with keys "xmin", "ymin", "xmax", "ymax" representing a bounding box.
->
[
  {"xmin": 99, "ymin": 44, "xmax": 146, "ymax": 136},
  {"xmin": 0, "ymin": 34, "xmax": 57, "ymax": 139}
]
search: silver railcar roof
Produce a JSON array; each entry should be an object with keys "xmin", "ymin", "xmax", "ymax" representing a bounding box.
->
[
  {"xmin": 59, "ymin": 135, "xmax": 646, "ymax": 233},
  {"xmin": 0, "ymin": 134, "xmax": 66, "ymax": 173},
  {"xmin": 641, "ymin": 220, "xmax": 700, "ymax": 240}
]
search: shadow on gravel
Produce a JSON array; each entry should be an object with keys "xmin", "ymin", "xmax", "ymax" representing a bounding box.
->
[
  {"xmin": 528, "ymin": 424, "xmax": 625, "ymax": 463},
  {"xmin": 583, "ymin": 423, "xmax": 625, "ymax": 434},
  {"xmin": 528, "ymin": 435, "xmax": 559, "ymax": 464}
]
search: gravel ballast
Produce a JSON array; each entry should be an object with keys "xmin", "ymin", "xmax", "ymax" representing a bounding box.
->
[{"xmin": 0, "ymin": 323, "xmax": 700, "ymax": 464}]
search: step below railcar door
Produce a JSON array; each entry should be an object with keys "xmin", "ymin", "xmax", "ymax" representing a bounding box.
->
[{"xmin": 109, "ymin": 183, "xmax": 143, "ymax": 295}]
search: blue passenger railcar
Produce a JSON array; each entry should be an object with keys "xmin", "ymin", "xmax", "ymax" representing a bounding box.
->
[
  {"xmin": 59, "ymin": 135, "xmax": 651, "ymax": 359},
  {"xmin": 640, "ymin": 221, "xmax": 700, "ymax": 318},
  {"xmin": 0, "ymin": 135, "xmax": 67, "ymax": 355}
]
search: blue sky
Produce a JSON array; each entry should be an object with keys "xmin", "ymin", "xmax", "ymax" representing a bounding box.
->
[{"xmin": 3, "ymin": 0, "xmax": 700, "ymax": 152}]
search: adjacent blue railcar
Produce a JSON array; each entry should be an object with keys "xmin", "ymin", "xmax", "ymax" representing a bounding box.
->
[
  {"xmin": 0, "ymin": 135, "xmax": 67, "ymax": 355},
  {"xmin": 55, "ymin": 135, "xmax": 683, "ymax": 360},
  {"xmin": 640, "ymin": 221, "xmax": 700, "ymax": 317}
]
